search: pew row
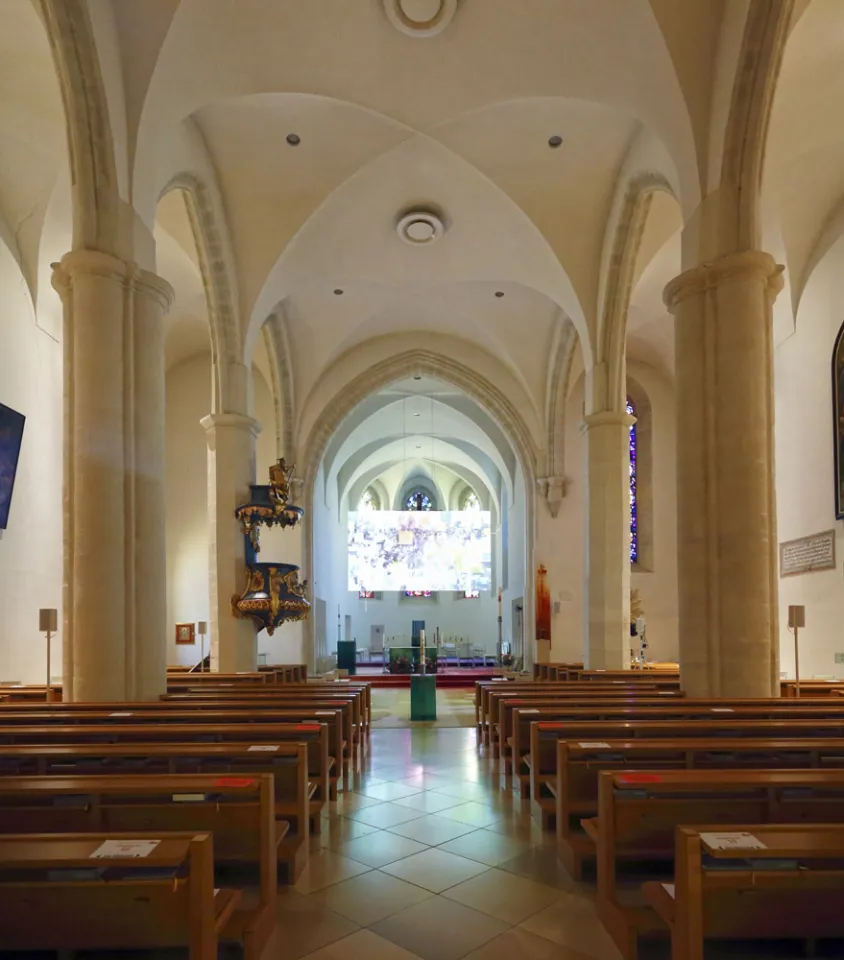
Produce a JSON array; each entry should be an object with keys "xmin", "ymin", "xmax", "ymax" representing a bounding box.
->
[
  {"xmin": 593, "ymin": 768, "xmax": 844, "ymax": 960},
  {"xmin": 511, "ymin": 705, "xmax": 844, "ymax": 794},
  {"xmin": 0, "ymin": 832, "xmax": 224, "ymax": 959},
  {"xmin": 0, "ymin": 773, "xmax": 280, "ymax": 957},
  {"xmin": 549, "ymin": 737, "xmax": 844, "ymax": 876},
  {"xmin": 644, "ymin": 824, "xmax": 844, "ymax": 960},
  {"xmin": 0, "ymin": 740, "xmax": 312, "ymax": 876}
]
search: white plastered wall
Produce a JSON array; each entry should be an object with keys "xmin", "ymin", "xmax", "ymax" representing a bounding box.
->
[
  {"xmin": 775, "ymin": 233, "xmax": 844, "ymax": 679},
  {"xmin": 0, "ymin": 243, "xmax": 62, "ymax": 683}
]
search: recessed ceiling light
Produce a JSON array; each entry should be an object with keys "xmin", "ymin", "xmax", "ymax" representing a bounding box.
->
[
  {"xmin": 413, "ymin": 375, "xmax": 422, "ymax": 381},
  {"xmin": 495, "ymin": 291, "xmax": 504, "ymax": 298},
  {"xmin": 413, "ymin": 413, "xmax": 420, "ymax": 417},
  {"xmin": 286, "ymin": 133, "xmax": 301, "ymax": 146},
  {"xmin": 333, "ymin": 289, "xmax": 343, "ymax": 295},
  {"xmin": 416, "ymin": 444, "xmax": 422, "ymax": 449},
  {"xmin": 548, "ymin": 135, "xmax": 563, "ymax": 148}
]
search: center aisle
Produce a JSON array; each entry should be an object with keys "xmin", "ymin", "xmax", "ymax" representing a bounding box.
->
[{"xmin": 264, "ymin": 722, "xmax": 618, "ymax": 960}]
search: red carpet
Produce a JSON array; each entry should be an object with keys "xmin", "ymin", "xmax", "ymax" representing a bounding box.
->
[{"xmin": 352, "ymin": 668, "xmax": 501, "ymax": 689}]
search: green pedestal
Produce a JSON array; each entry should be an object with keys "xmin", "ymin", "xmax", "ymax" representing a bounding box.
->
[
  {"xmin": 336, "ymin": 641, "xmax": 357, "ymax": 676},
  {"xmin": 410, "ymin": 674, "xmax": 437, "ymax": 721}
]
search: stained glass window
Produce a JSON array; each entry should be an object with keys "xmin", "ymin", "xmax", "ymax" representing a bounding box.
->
[
  {"xmin": 462, "ymin": 490, "xmax": 480, "ymax": 511},
  {"xmin": 358, "ymin": 590, "xmax": 375, "ymax": 599},
  {"xmin": 627, "ymin": 398, "xmax": 638, "ymax": 564},
  {"xmin": 405, "ymin": 491, "xmax": 433, "ymax": 511},
  {"xmin": 359, "ymin": 488, "xmax": 379, "ymax": 511},
  {"xmin": 405, "ymin": 590, "xmax": 432, "ymax": 598}
]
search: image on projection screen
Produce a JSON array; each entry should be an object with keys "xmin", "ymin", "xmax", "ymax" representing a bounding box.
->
[{"xmin": 349, "ymin": 510, "xmax": 492, "ymax": 592}]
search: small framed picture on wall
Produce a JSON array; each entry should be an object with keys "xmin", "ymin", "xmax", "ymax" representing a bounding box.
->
[{"xmin": 175, "ymin": 622, "xmax": 195, "ymax": 645}]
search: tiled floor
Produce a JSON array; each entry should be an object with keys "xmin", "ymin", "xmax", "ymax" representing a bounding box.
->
[{"xmin": 263, "ymin": 723, "xmax": 619, "ymax": 960}]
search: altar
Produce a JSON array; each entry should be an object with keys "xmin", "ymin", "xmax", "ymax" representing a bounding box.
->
[{"xmin": 387, "ymin": 646, "xmax": 438, "ymax": 674}]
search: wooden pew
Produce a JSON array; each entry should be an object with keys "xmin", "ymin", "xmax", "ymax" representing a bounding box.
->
[
  {"xmin": 0, "ymin": 832, "xmax": 225, "ymax": 958},
  {"xmin": 477, "ymin": 681, "xmax": 680, "ymax": 749},
  {"xmin": 593, "ymin": 768, "xmax": 844, "ymax": 960},
  {"xmin": 525, "ymin": 700, "xmax": 844, "ymax": 806},
  {"xmin": 509, "ymin": 702, "xmax": 844, "ymax": 790},
  {"xmin": 167, "ymin": 672, "xmax": 270, "ymax": 688},
  {"xmin": 781, "ymin": 679, "xmax": 844, "ymax": 697},
  {"xmin": 0, "ymin": 713, "xmax": 349, "ymax": 791},
  {"xmin": 0, "ymin": 773, "xmax": 279, "ymax": 956},
  {"xmin": 0, "ymin": 740, "xmax": 312, "ymax": 878},
  {"xmin": 550, "ymin": 737, "xmax": 844, "ymax": 877},
  {"xmin": 645, "ymin": 824, "xmax": 844, "ymax": 960},
  {"xmin": 576, "ymin": 669, "xmax": 680, "ymax": 684}
]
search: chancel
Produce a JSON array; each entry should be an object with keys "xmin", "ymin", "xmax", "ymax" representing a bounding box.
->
[{"xmin": 1, "ymin": 1, "xmax": 844, "ymax": 958}]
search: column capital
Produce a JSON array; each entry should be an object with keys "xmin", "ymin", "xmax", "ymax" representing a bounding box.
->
[
  {"xmin": 51, "ymin": 249, "xmax": 174, "ymax": 311},
  {"xmin": 663, "ymin": 249, "xmax": 784, "ymax": 312},
  {"xmin": 581, "ymin": 410, "xmax": 636, "ymax": 433},
  {"xmin": 200, "ymin": 412, "xmax": 262, "ymax": 438}
]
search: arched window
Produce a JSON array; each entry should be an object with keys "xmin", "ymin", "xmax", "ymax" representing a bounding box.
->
[
  {"xmin": 405, "ymin": 490, "xmax": 433, "ymax": 511},
  {"xmin": 627, "ymin": 397, "xmax": 638, "ymax": 564},
  {"xmin": 461, "ymin": 490, "xmax": 481, "ymax": 511},
  {"xmin": 359, "ymin": 488, "xmax": 380, "ymax": 512}
]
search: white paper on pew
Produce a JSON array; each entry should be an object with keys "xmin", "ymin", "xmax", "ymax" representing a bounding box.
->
[
  {"xmin": 109, "ymin": 711, "xmax": 133, "ymax": 717},
  {"xmin": 521, "ymin": 709, "xmax": 540, "ymax": 714},
  {"xmin": 173, "ymin": 793, "xmax": 207, "ymax": 802},
  {"xmin": 90, "ymin": 839, "xmax": 160, "ymax": 859},
  {"xmin": 214, "ymin": 888, "xmax": 220, "ymax": 896},
  {"xmin": 247, "ymin": 744, "xmax": 279, "ymax": 751},
  {"xmin": 658, "ymin": 692, "xmax": 674, "ymax": 695},
  {"xmin": 710, "ymin": 707, "xmax": 735, "ymax": 712},
  {"xmin": 662, "ymin": 884, "xmax": 675, "ymax": 898},
  {"xmin": 700, "ymin": 832, "xmax": 766, "ymax": 850},
  {"xmin": 491, "ymin": 678, "xmax": 507, "ymax": 682},
  {"xmin": 316, "ymin": 711, "xmax": 335, "ymax": 715},
  {"xmin": 578, "ymin": 742, "xmax": 611, "ymax": 748}
]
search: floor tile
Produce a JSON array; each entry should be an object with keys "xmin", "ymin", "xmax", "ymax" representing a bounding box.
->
[
  {"xmin": 359, "ymin": 781, "xmax": 424, "ymax": 801},
  {"xmin": 438, "ymin": 828, "xmax": 535, "ymax": 866},
  {"xmin": 462, "ymin": 927, "xmax": 595, "ymax": 960},
  {"xmin": 431, "ymin": 781, "xmax": 494, "ymax": 801},
  {"xmin": 344, "ymin": 801, "xmax": 426, "ymax": 828},
  {"xmin": 267, "ymin": 891, "xmax": 360, "ymax": 959},
  {"xmin": 442, "ymin": 867, "xmax": 563, "ymax": 924},
  {"xmin": 497, "ymin": 844, "xmax": 590, "ymax": 894},
  {"xmin": 435, "ymin": 801, "xmax": 503, "ymax": 827},
  {"xmin": 395, "ymin": 774, "xmax": 455, "ymax": 791},
  {"xmin": 370, "ymin": 895, "xmax": 510, "ymax": 960},
  {"xmin": 387, "ymin": 813, "xmax": 480, "ymax": 845},
  {"xmin": 308, "ymin": 869, "xmax": 434, "ymax": 926},
  {"xmin": 292, "ymin": 848, "xmax": 372, "ymax": 894},
  {"xmin": 326, "ymin": 792, "xmax": 385, "ymax": 814},
  {"xmin": 519, "ymin": 894, "xmax": 624, "ymax": 960},
  {"xmin": 391, "ymin": 791, "xmax": 464, "ymax": 814},
  {"xmin": 298, "ymin": 928, "xmax": 424, "ymax": 959},
  {"xmin": 314, "ymin": 816, "xmax": 381, "ymax": 851},
  {"xmin": 380, "ymin": 846, "xmax": 490, "ymax": 893},
  {"xmin": 337, "ymin": 831, "xmax": 430, "ymax": 867}
]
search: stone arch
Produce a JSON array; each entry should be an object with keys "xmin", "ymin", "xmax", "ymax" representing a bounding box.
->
[
  {"xmin": 300, "ymin": 349, "xmax": 538, "ymax": 670},
  {"xmin": 160, "ymin": 173, "xmax": 243, "ymax": 413},
  {"xmin": 542, "ymin": 314, "xmax": 579, "ymax": 517},
  {"xmin": 261, "ymin": 305, "xmax": 296, "ymax": 459},
  {"xmin": 718, "ymin": 0, "xmax": 797, "ymax": 254},
  {"xmin": 597, "ymin": 172, "xmax": 674, "ymax": 413},
  {"xmin": 37, "ymin": 0, "xmax": 119, "ymax": 255}
]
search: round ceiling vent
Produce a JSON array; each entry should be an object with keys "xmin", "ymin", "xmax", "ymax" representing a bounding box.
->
[
  {"xmin": 383, "ymin": 0, "xmax": 458, "ymax": 37},
  {"xmin": 397, "ymin": 210, "xmax": 445, "ymax": 246}
]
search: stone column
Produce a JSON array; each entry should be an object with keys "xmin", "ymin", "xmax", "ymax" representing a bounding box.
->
[
  {"xmin": 201, "ymin": 412, "xmax": 261, "ymax": 673},
  {"xmin": 664, "ymin": 251, "xmax": 783, "ymax": 698},
  {"xmin": 52, "ymin": 250, "xmax": 173, "ymax": 702},
  {"xmin": 582, "ymin": 410, "xmax": 634, "ymax": 670}
]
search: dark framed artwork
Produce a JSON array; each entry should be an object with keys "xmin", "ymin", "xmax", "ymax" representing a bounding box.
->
[
  {"xmin": 175, "ymin": 622, "xmax": 195, "ymax": 645},
  {"xmin": 833, "ymin": 321, "xmax": 844, "ymax": 519}
]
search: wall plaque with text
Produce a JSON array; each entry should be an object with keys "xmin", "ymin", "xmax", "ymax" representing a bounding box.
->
[{"xmin": 779, "ymin": 529, "xmax": 836, "ymax": 577}]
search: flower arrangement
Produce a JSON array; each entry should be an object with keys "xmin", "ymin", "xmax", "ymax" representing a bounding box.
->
[{"xmin": 391, "ymin": 655, "xmax": 412, "ymax": 675}]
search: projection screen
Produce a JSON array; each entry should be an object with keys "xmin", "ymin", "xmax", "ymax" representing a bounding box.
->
[{"xmin": 348, "ymin": 510, "xmax": 491, "ymax": 592}]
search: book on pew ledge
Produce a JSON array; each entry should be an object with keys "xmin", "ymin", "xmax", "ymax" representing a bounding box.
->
[
  {"xmin": 90, "ymin": 839, "xmax": 161, "ymax": 858},
  {"xmin": 702, "ymin": 857, "xmax": 800, "ymax": 871}
]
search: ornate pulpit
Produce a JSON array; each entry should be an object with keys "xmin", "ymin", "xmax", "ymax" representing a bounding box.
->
[{"xmin": 231, "ymin": 458, "xmax": 310, "ymax": 634}]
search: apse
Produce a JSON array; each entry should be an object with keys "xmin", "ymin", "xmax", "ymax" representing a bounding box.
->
[{"xmin": 310, "ymin": 375, "xmax": 527, "ymax": 667}]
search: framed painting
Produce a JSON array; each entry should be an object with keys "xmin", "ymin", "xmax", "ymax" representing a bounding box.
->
[
  {"xmin": 833, "ymin": 321, "xmax": 844, "ymax": 519},
  {"xmin": 175, "ymin": 622, "xmax": 195, "ymax": 645}
]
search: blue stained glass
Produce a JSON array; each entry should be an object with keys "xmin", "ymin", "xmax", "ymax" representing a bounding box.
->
[
  {"xmin": 405, "ymin": 491, "xmax": 433, "ymax": 511},
  {"xmin": 627, "ymin": 398, "xmax": 638, "ymax": 564}
]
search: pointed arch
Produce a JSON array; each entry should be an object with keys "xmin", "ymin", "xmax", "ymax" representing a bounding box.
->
[{"xmin": 262, "ymin": 305, "xmax": 296, "ymax": 460}]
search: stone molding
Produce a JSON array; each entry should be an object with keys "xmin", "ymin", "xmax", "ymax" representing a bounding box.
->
[
  {"xmin": 663, "ymin": 249, "xmax": 785, "ymax": 311},
  {"xmin": 581, "ymin": 410, "xmax": 636, "ymax": 432},
  {"xmin": 262, "ymin": 308, "xmax": 296, "ymax": 459},
  {"xmin": 545, "ymin": 314, "xmax": 578, "ymax": 481},
  {"xmin": 51, "ymin": 250, "xmax": 174, "ymax": 311},
  {"xmin": 201, "ymin": 412, "xmax": 262, "ymax": 438},
  {"xmin": 163, "ymin": 173, "xmax": 242, "ymax": 413},
  {"xmin": 536, "ymin": 475, "xmax": 567, "ymax": 519},
  {"xmin": 38, "ymin": 0, "xmax": 119, "ymax": 255}
]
